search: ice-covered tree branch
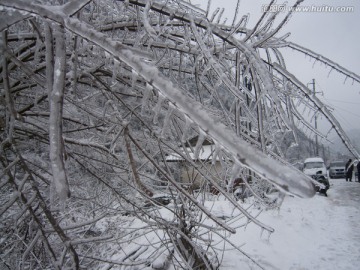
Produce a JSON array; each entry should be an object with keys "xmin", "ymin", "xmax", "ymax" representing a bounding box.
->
[
  {"xmin": 1, "ymin": 0, "xmax": 359, "ymax": 269},
  {"xmin": 48, "ymin": 24, "xmax": 70, "ymax": 201}
]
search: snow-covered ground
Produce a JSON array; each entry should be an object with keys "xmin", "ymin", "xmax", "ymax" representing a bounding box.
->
[
  {"xmin": 94, "ymin": 177, "xmax": 360, "ymax": 270},
  {"xmin": 222, "ymin": 178, "xmax": 360, "ymax": 270}
]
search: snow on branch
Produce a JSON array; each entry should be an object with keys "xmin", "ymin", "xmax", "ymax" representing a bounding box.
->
[
  {"xmin": 48, "ymin": 24, "xmax": 70, "ymax": 201},
  {"xmin": 272, "ymin": 62, "xmax": 359, "ymax": 158},
  {"xmin": 4, "ymin": 0, "xmax": 360, "ymax": 268},
  {"xmin": 59, "ymin": 18, "xmax": 313, "ymax": 197}
]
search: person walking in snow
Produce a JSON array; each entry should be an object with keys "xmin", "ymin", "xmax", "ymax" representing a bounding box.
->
[
  {"xmin": 357, "ymin": 160, "xmax": 360, "ymax": 182},
  {"xmin": 345, "ymin": 159, "xmax": 353, "ymax": 182}
]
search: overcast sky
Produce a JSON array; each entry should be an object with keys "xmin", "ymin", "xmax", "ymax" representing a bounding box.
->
[{"xmin": 190, "ymin": 0, "xmax": 360, "ymax": 134}]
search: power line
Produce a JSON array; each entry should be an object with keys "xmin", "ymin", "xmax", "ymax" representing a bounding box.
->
[
  {"xmin": 325, "ymin": 98, "xmax": 360, "ymax": 105},
  {"xmin": 327, "ymin": 102, "xmax": 360, "ymax": 119}
]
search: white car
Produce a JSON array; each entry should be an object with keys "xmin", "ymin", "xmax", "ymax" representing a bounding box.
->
[
  {"xmin": 303, "ymin": 157, "xmax": 328, "ymax": 179},
  {"xmin": 303, "ymin": 157, "xmax": 330, "ymax": 195}
]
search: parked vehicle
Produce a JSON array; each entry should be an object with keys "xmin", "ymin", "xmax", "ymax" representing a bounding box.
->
[
  {"xmin": 328, "ymin": 161, "xmax": 346, "ymax": 179},
  {"xmin": 303, "ymin": 157, "xmax": 329, "ymax": 196},
  {"xmin": 303, "ymin": 157, "xmax": 328, "ymax": 179}
]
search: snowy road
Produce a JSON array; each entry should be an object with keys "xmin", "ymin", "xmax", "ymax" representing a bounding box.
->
[
  {"xmin": 324, "ymin": 179, "xmax": 360, "ymax": 268},
  {"xmin": 222, "ymin": 178, "xmax": 360, "ymax": 270}
]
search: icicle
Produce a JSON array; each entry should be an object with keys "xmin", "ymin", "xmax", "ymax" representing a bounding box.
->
[
  {"xmin": 161, "ymin": 106, "xmax": 174, "ymax": 137},
  {"xmin": 181, "ymin": 116, "xmax": 192, "ymax": 143},
  {"xmin": 244, "ymin": 218, "xmax": 251, "ymax": 231},
  {"xmin": 131, "ymin": 69, "xmax": 138, "ymax": 92},
  {"xmin": 227, "ymin": 162, "xmax": 241, "ymax": 192},
  {"xmin": 212, "ymin": 142, "xmax": 221, "ymax": 165},
  {"xmin": 111, "ymin": 58, "xmax": 120, "ymax": 86},
  {"xmin": 266, "ymin": 230, "xmax": 272, "ymax": 242},
  {"xmin": 141, "ymin": 83, "xmax": 153, "ymax": 115},
  {"xmin": 153, "ymin": 94, "xmax": 164, "ymax": 124},
  {"xmin": 194, "ymin": 129, "xmax": 206, "ymax": 160},
  {"xmin": 216, "ymin": 8, "xmax": 224, "ymax": 24},
  {"xmin": 312, "ymin": 59, "xmax": 318, "ymax": 68},
  {"xmin": 218, "ymin": 149, "xmax": 226, "ymax": 169},
  {"xmin": 260, "ymin": 227, "xmax": 265, "ymax": 238},
  {"xmin": 210, "ymin": 8, "xmax": 220, "ymax": 22}
]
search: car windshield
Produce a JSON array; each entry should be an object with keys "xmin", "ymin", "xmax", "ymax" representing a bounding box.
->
[
  {"xmin": 304, "ymin": 162, "xmax": 324, "ymax": 169},
  {"xmin": 330, "ymin": 162, "xmax": 345, "ymax": 167}
]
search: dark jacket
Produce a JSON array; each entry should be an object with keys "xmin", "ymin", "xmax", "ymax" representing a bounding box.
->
[{"xmin": 346, "ymin": 160, "xmax": 354, "ymax": 174}]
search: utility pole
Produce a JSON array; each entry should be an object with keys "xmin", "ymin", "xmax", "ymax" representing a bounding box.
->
[{"xmin": 309, "ymin": 79, "xmax": 319, "ymax": 156}]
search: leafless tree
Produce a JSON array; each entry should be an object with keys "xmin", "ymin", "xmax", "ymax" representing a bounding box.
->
[{"xmin": 0, "ymin": 0, "xmax": 359, "ymax": 269}]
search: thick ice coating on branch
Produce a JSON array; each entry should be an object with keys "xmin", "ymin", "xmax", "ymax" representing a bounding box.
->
[
  {"xmin": 2, "ymin": 0, "xmax": 360, "ymax": 268},
  {"xmin": 65, "ymin": 22, "xmax": 314, "ymax": 196},
  {"xmin": 49, "ymin": 24, "xmax": 70, "ymax": 201}
]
